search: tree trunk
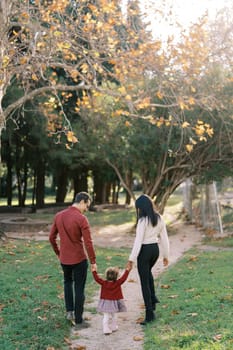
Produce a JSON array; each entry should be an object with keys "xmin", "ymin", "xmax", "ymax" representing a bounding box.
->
[
  {"xmin": 6, "ymin": 142, "xmax": 13, "ymax": 206},
  {"xmin": 72, "ymin": 169, "xmax": 88, "ymax": 201},
  {"xmin": 93, "ymin": 170, "xmax": 106, "ymax": 204},
  {"xmin": 55, "ymin": 167, "xmax": 68, "ymax": 203},
  {"xmin": 35, "ymin": 160, "xmax": 45, "ymax": 208},
  {"xmin": 182, "ymin": 178, "xmax": 193, "ymax": 222},
  {"xmin": 22, "ymin": 161, "xmax": 28, "ymax": 206}
]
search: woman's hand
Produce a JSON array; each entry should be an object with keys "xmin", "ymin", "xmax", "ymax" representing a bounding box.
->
[{"xmin": 163, "ymin": 258, "xmax": 169, "ymax": 267}]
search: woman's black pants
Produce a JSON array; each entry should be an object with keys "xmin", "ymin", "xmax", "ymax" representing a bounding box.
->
[{"xmin": 137, "ymin": 243, "xmax": 159, "ymax": 313}]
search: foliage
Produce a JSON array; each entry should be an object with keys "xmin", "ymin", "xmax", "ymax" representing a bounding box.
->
[
  {"xmin": 1, "ymin": 0, "xmax": 233, "ymax": 209},
  {"xmin": 0, "ymin": 1, "xmax": 232, "ymax": 139}
]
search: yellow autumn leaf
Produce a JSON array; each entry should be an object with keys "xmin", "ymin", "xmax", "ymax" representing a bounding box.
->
[
  {"xmin": 53, "ymin": 31, "xmax": 63, "ymax": 37},
  {"xmin": 67, "ymin": 131, "xmax": 77, "ymax": 143},
  {"xmin": 186, "ymin": 144, "xmax": 193, "ymax": 152},
  {"xmin": 190, "ymin": 137, "xmax": 197, "ymax": 145},
  {"xmin": 156, "ymin": 91, "xmax": 163, "ymax": 99},
  {"xmin": 182, "ymin": 121, "xmax": 190, "ymax": 128},
  {"xmin": 136, "ymin": 97, "xmax": 151, "ymax": 109},
  {"xmin": 125, "ymin": 94, "xmax": 132, "ymax": 101},
  {"xmin": 179, "ymin": 101, "xmax": 186, "ymax": 110},
  {"xmin": 188, "ymin": 97, "xmax": 195, "ymax": 105},
  {"xmin": 2, "ymin": 56, "xmax": 10, "ymax": 68},
  {"xmin": 156, "ymin": 118, "xmax": 164, "ymax": 127},
  {"xmin": 118, "ymin": 86, "xmax": 127, "ymax": 95},
  {"xmin": 195, "ymin": 125, "xmax": 205, "ymax": 135},
  {"xmin": 19, "ymin": 57, "xmax": 28, "ymax": 64},
  {"xmin": 32, "ymin": 73, "xmax": 38, "ymax": 81},
  {"xmin": 125, "ymin": 121, "xmax": 132, "ymax": 127},
  {"xmin": 81, "ymin": 63, "xmax": 89, "ymax": 73}
]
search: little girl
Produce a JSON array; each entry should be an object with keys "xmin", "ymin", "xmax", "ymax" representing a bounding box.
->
[{"xmin": 91, "ymin": 263, "xmax": 132, "ymax": 335}]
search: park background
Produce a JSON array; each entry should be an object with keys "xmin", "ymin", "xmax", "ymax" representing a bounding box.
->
[{"xmin": 0, "ymin": 0, "xmax": 233, "ymax": 349}]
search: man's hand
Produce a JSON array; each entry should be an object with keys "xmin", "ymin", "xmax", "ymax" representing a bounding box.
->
[
  {"xmin": 163, "ymin": 258, "xmax": 169, "ymax": 267},
  {"xmin": 91, "ymin": 263, "xmax": 97, "ymax": 272}
]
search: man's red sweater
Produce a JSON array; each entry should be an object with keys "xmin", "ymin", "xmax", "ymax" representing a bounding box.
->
[
  {"xmin": 49, "ymin": 206, "xmax": 96, "ymax": 265},
  {"xmin": 92, "ymin": 270, "xmax": 129, "ymax": 300}
]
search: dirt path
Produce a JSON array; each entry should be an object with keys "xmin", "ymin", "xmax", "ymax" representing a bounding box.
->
[{"xmin": 68, "ymin": 222, "xmax": 204, "ymax": 350}]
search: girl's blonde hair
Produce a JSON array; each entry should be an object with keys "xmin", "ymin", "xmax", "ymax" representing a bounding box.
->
[{"xmin": 105, "ymin": 267, "xmax": 119, "ymax": 281}]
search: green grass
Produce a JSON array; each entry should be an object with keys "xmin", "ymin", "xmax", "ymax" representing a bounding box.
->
[
  {"xmin": 87, "ymin": 207, "xmax": 136, "ymax": 227},
  {"xmin": 25, "ymin": 207, "xmax": 136, "ymax": 228},
  {"xmin": 144, "ymin": 248, "xmax": 233, "ymax": 350},
  {"xmin": 203, "ymin": 234, "xmax": 233, "ymax": 248},
  {"xmin": 0, "ymin": 240, "xmax": 129, "ymax": 350}
]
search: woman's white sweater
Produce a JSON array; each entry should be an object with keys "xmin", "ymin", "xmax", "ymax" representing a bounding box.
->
[{"xmin": 129, "ymin": 216, "xmax": 170, "ymax": 263}]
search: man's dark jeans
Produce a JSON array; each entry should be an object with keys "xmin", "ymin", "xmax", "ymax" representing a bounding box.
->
[{"xmin": 61, "ymin": 259, "xmax": 88, "ymax": 323}]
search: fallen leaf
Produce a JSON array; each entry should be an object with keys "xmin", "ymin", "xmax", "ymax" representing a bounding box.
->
[
  {"xmin": 187, "ymin": 312, "xmax": 198, "ymax": 317},
  {"xmin": 161, "ymin": 284, "xmax": 170, "ymax": 289},
  {"xmin": 70, "ymin": 345, "xmax": 86, "ymax": 349},
  {"xmin": 128, "ymin": 278, "xmax": 136, "ymax": 283},
  {"xmin": 213, "ymin": 334, "xmax": 222, "ymax": 341},
  {"xmin": 33, "ymin": 307, "xmax": 41, "ymax": 313},
  {"xmin": 168, "ymin": 295, "xmax": 179, "ymax": 299},
  {"xmin": 188, "ymin": 255, "xmax": 198, "ymax": 262},
  {"xmin": 133, "ymin": 335, "xmax": 144, "ymax": 341},
  {"xmin": 171, "ymin": 310, "xmax": 180, "ymax": 315},
  {"xmin": 64, "ymin": 337, "xmax": 72, "ymax": 345},
  {"xmin": 136, "ymin": 317, "xmax": 144, "ymax": 324},
  {"xmin": 38, "ymin": 316, "xmax": 47, "ymax": 321},
  {"xmin": 0, "ymin": 304, "xmax": 5, "ymax": 312}
]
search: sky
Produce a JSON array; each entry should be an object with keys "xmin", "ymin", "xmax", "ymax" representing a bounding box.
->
[{"xmin": 142, "ymin": 0, "xmax": 232, "ymax": 39}]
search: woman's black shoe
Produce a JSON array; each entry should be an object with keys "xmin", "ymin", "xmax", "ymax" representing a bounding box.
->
[
  {"xmin": 140, "ymin": 317, "xmax": 155, "ymax": 325},
  {"xmin": 140, "ymin": 310, "xmax": 155, "ymax": 325}
]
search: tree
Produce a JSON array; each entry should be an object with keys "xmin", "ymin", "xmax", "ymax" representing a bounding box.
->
[{"xmin": 1, "ymin": 1, "xmax": 233, "ymax": 209}]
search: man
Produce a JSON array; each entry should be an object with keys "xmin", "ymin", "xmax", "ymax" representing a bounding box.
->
[{"xmin": 49, "ymin": 191, "xmax": 96, "ymax": 328}]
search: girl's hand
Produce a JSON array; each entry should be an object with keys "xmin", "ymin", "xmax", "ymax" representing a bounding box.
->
[{"xmin": 126, "ymin": 261, "xmax": 133, "ymax": 271}]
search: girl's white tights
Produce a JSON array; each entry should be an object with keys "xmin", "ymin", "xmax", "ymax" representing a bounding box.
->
[{"xmin": 103, "ymin": 312, "xmax": 118, "ymax": 334}]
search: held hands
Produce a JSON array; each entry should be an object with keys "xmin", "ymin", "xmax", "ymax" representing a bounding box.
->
[
  {"xmin": 91, "ymin": 263, "xmax": 97, "ymax": 272},
  {"xmin": 163, "ymin": 258, "xmax": 169, "ymax": 267},
  {"xmin": 126, "ymin": 260, "xmax": 133, "ymax": 271}
]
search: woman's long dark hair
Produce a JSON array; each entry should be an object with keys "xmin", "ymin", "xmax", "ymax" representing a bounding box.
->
[{"xmin": 135, "ymin": 194, "xmax": 160, "ymax": 227}]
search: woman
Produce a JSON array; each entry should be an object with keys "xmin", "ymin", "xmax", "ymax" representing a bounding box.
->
[{"xmin": 128, "ymin": 194, "xmax": 169, "ymax": 325}]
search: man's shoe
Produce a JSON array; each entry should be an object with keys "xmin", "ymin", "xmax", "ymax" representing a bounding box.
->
[
  {"xmin": 74, "ymin": 320, "xmax": 90, "ymax": 329},
  {"xmin": 66, "ymin": 311, "xmax": 75, "ymax": 320}
]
